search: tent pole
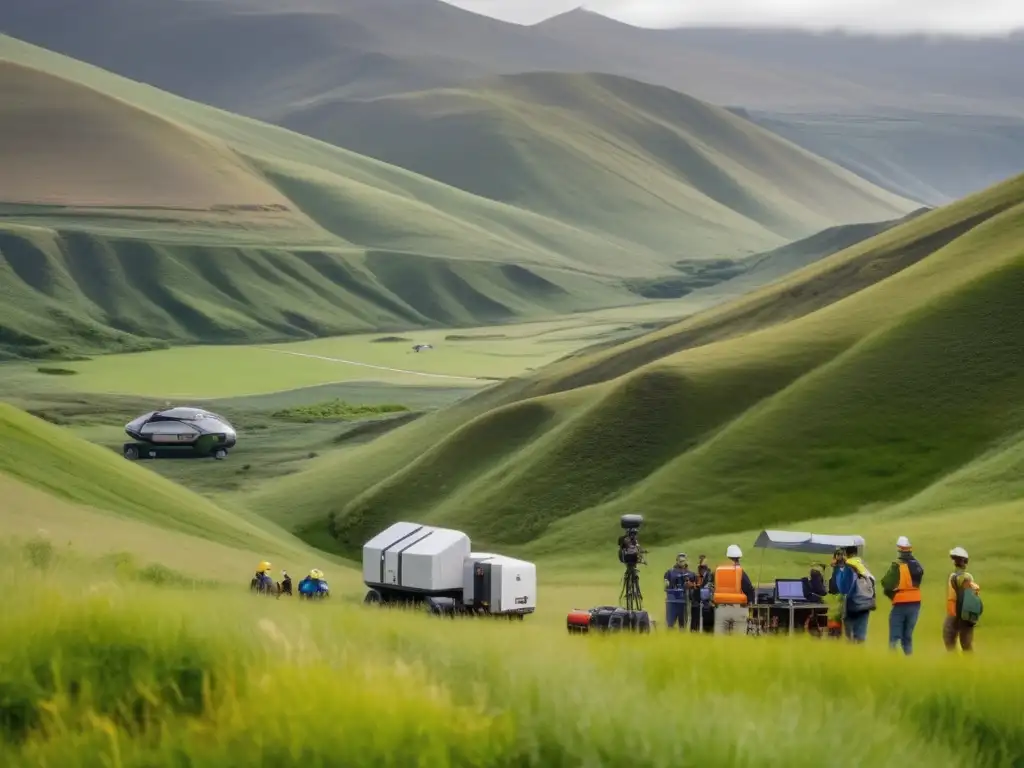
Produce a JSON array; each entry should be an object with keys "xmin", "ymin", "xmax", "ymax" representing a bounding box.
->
[{"xmin": 755, "ymin": 548, "xmax": 766, "ymax": 605}]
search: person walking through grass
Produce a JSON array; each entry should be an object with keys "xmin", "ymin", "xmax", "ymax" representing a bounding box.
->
[
  {"xmin": 881, "ymin": 536, "xmax": 924, "ymax": 655},
  {"xmin": 944, "ymin": 547, "xmax": 982, "ymax": 653}
]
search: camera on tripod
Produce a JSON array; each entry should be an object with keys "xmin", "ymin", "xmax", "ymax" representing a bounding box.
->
[
  {"xmin": 566, "ymin": 513, "xmax": 654, "ymax": 634},
  {"xmin": 617, "ymin": 514, "xmax": 647, "ymax": 567}
]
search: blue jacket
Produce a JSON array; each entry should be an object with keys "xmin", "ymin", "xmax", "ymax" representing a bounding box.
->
[
  {"xmin": 831, "ymin": 565, "xmax": 857, "ymax": 597},
  {"xmin": 298, "ymin": 577, "xmax": 329, "ymax": 595}
]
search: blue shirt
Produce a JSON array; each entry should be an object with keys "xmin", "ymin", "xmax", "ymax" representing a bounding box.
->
[
  {"xmin": 299, "ymin": 577, "xmax": 329, "ymax": 595},
  {"xmin": 833, "ymin": 565, "xmax": 858, "ymax": 597}
]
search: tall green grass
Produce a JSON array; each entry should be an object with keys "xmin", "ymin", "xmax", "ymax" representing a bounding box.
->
[{"xmin": 1, "ymin": 547, "xmax": 1022, "ymax": 768}]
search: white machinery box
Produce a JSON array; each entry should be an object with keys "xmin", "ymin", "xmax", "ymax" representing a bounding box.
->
[
  {"xmin": 464, "ymin": 553, "xmax": 537, "ymax": 613},
  {"xmin": 363, "ymin": 521, "xmax": 470, "ymax": 593}
]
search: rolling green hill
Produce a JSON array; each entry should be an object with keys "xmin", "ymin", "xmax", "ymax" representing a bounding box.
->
[
  {"xmin": 4, "ymin": 2, "xmax": 1022, "ymax": 206},
  {"xmin": 0, "ymin": 401, "xmax": 323, "ymax": 573},
  {"xmin": 6, "ymin": 2, "xmax": 1021, "ymax": 117},
  {"xmin": 0, "ymin": 39, "xmax": 652, "ymax": 358},
  {"xmin": 0, "ymin": 35, "xmax": 918, "ymax": 360},
  {"xmin": 282, "ymin": 72, "xmax": 916, "ymax": 248},
  {"xmin": 247, "ymin": 171, "xmax": 1024, "ymax": 555},
  {"xmin": 743, "ymin": 110, "xmax": 1024, "ymax": 205},
  {"xmin": 0, "ymin": 60, "xmax": 293, "ymax": 211}
]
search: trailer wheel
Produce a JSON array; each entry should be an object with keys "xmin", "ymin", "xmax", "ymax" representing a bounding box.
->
[
  {"xmin": 123, "ymin": 444, "xmax": 139, "ymax": 461},
  {"xmin": 364, "ymin": 589, "xmax": 383, "ymax": 605}
]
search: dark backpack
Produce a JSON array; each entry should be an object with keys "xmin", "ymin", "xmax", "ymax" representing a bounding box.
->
[
  {"xmin": 590, "ymin": 606, "xmax": 652, "ymax": 633},
  {"xmin": 847, "ymin": 569, "xmax": 877, "ymax": 614},
  {"xmin": 952, "ymin": 574, "xmax": 983, "ymax": 625}
]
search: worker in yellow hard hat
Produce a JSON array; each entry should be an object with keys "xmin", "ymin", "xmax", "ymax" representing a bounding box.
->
[
  {"xmin": 298, "ymin": 568, "xmax": 330, "ymax": 599},
  {"xmin": 251, "ymin": 560, "xmax": 274, "ymax": 594}
]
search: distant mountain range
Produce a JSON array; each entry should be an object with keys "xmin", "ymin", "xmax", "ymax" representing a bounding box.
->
[{"xmin": 3, "ymin": 0, "xmax": 1023, "ymax": 203}]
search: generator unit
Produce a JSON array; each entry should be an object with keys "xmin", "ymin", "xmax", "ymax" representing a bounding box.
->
[
  {"xmin": 566, "ymin": 606, "xmax": 653, "ymax": 634},
  {"xmin": 362, "ymin": 522, "xmax": 536, "ymax": 619}
]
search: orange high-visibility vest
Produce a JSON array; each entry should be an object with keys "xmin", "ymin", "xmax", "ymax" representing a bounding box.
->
[
  {"xmin": 714, "ymin": 564, "xmax": 747, "ymax": 605},
  {"xmin": 892, "ymin": 562, "xmax": 922, "ymax": 604},
  {"xmin": 947, "ymin": 571, "xmax": 975, "ymax": 617}
]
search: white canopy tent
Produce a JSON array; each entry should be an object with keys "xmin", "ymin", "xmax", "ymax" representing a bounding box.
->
[
  {"xmin": 748, "ymin": 530, "xmax": 867, "ymax": 621},
  {"xmin": 753, "ymin": 530, "xmax": 866, "ymax": 556}
]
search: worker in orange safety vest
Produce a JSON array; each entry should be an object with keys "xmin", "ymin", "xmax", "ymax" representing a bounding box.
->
[
  {"xmin": 880, "ymin": 536, "xmax": 924, "ymax": 655},
  {"xmin": 711, "ymin": 544, "xmax": 755, "ymax": 635},
  {"xmin": 944, "ymin": 547, "xmax": 981, "ymax": 653}
]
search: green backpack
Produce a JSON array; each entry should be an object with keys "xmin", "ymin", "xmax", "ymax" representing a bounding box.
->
[{"xmin": 952, "ymin": 574, "xmax": 984, "ymax": 625}]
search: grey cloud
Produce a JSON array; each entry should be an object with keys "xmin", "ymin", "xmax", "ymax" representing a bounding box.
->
[{"xmin": 447, "ymin": 0, "xmax": 1024, "ymax": 33}]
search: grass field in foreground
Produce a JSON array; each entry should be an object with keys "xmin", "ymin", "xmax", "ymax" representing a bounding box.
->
[
  {"xmin": 1, "ymin": 544, "xmax": 1022, "ymax": 768},
  {"xmin": 0, "ymin": 402, "xmax": 1021, "ymax": 765}
]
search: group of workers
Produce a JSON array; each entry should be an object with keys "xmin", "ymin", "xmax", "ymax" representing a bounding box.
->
[
  {"xmin": 663, "ymin": 538, "xmax": 983, "ymax": 653},
  {"xmin": 662, "ymin": 547, "xmax": 754, "ymax": 634},
  {"xmin": 251, "ymin": 560, "xmax": 330, "ymax": 599}
]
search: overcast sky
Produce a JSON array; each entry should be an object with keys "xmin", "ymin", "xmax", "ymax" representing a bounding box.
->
[{"xmin": 446, "ymin": 0, "xmax": 1024, "ymax": 34}]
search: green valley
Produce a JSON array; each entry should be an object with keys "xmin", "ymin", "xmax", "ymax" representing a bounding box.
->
[{"xmin": 1, "ymin": 8, "xmax": 1023, "ymax": 766}]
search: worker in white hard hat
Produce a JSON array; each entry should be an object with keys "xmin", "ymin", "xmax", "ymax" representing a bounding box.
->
[
  {"xmin": 880, "ymin": 536, "xmax": 924, "ymax": 655},
  {"xmin": 711, "ymin": 544, "xmax": 754, "ymax": 635},
  {"xmin": 944, "ymin": 546, "xmax": 981, "ymax": 652}
]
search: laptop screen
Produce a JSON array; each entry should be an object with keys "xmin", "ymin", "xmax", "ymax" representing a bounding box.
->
[{"xmin": 776, "ymin": 579, "xmax": 805, "ymax": 601}]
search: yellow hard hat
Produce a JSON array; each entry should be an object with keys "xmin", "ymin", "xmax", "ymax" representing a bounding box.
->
[{"xmin": 257, "ymin": 560, "xmax": 271, "ymax": 572}]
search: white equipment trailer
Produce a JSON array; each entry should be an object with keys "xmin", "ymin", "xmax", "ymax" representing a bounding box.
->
[{"xmin": 362, "ymin": 522, "xmax": 537, "ymax": 619}]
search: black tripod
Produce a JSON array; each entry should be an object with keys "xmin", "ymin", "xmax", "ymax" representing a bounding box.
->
[{"xmin": 620, "ymin": 563, "xmax": 644, "ymax": 612}]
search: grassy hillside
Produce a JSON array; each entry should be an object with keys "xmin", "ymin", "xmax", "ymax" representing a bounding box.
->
[
  {"xmin": 533, "ymin": 16, "xmax": 1024, "ymax": 204},
  {"xmin": 0, "ymin": 402, "xmax": 325, "ymax": 569},
  {"xmin": 746, "ymin": 110, "xmax": 1024, "ymax": 205},
  {"xmin": 531, "ymin": 12, "xmax": 1024, "ymax": 114},
  {"xmin": 5, "ymin": 1, "xmax": 1021, "ymax": 205},
  {"xmin": 0, "ymin": 61, "xmax": 290, "ymax": 210},
  {"xmin": 0, "ymin": 225, "xmax": 630, "ymax": 360},
  {"xmin": 667, "ymin": 207, "xmax": 929, "ymax": 306},
  {"xmin": 0, "ymin": 38, "xmax": 639, "ymax": 358},
  {"xmin": 283, "ymin": 71, "xmax": 916, "ymax": 247},
  {"xmin": 5, "ymin": 1, "xmax": 1020, "ymax": 116},
  {"xmin": 0, "ymin": 35, "xmax": 921, "ymax": 359},
  {"xmin": 247, "ymin": 172, "xmax": 1024, "ymax": 555}
]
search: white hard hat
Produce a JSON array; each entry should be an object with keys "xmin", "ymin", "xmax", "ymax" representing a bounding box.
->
[
  {"xmin": 949, "ymin": 546, "xmax": 969, "ymax": 559},
  {"xmin": 896, "ymin": 536, "xmax": 911, "ymax": 549},
  {"xmin": 726, "ymin": 544, "xmax": 743, "ymax": 559}
]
